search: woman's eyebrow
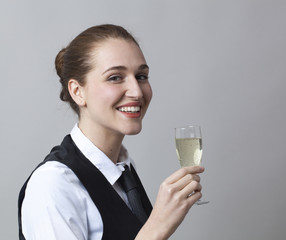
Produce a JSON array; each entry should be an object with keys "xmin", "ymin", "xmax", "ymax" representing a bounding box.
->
[
  {"xmin": 102, "ymin": 66, "xmax": 127, "ymax": 75},
  {"xmin": 138, "ymin": 64, "xmax": 149, "ymax": 71},
  {"xmin": 102, "ymin": 64, "xmax": 149, "ymax": 75}
]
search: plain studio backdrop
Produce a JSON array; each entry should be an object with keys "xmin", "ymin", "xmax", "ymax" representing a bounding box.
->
[{"xmin": 1, "ymin": 0, "xmax": 285, "ymax": 239}]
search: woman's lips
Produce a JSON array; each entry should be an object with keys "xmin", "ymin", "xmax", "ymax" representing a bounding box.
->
[
  {"xmin": 118, "ymin": 106, "xmax": 140, "ymax": 113},
  {"xmin": 117, "ymin": 103, "xmax": 142, "ymax": 118}
]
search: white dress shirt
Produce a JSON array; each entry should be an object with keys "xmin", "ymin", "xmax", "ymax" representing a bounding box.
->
[{"xmin": 22, "ymin": 124, "xmax": 134, "ymax": 240}]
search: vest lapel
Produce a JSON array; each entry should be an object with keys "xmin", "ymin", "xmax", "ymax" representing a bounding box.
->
[{"xmin": 55, "ymin": 135, "xmax": 151, "ymax": 239}]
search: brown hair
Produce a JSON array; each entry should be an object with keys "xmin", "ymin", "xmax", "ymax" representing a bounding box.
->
[{"xmin": 55, "ymin": 24, "xmax": 139, "ymax": 116}]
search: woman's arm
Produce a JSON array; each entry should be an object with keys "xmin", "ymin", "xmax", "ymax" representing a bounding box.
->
[{"xmin": 135, "ymin": 166, "xmax": 204, "ymax": 240}]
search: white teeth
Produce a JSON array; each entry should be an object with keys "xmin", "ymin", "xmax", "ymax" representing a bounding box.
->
[{"xmin": 118, "ymin": 106, "xmax": 140, "ymax": 112}]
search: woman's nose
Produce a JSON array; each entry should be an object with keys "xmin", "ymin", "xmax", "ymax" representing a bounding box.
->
[{"xmin": 125, "ymin": 77, "xmax": 143, "ymax": 99}]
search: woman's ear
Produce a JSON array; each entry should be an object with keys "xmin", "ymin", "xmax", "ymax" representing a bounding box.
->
[{"xmin": 68, "ymin": 79, "xmax": 86, "ymax": 107}]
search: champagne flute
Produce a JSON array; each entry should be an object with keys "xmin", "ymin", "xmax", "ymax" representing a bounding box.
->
[{"xmin": 175, "ymin": 125, "xmax": 209, "ymax": 205}]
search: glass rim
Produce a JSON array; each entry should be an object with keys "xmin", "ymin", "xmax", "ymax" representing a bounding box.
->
[{"xmin": 174, "ymin": 125, "xmax": 201, "ymax": 130}]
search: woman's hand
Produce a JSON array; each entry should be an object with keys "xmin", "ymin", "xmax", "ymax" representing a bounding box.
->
[{"xmin": 136, "ymin": 166, "xmax": 204, "ymax": 240}]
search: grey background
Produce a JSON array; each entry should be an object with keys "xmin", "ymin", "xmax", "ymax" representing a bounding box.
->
[{"xmin": 1, "ymin": 0, "xmax": 286, "ymax": 239}]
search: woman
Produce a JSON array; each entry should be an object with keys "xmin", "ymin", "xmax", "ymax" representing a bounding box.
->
[{"xmin": 18, "ymin": 24, "xmax": 204, "ymax": 240}]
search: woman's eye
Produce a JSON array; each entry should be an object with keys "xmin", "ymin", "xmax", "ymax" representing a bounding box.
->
[
  {"xmin": 108, "ymin": 75, "xmax": 122, "ymax": 82},
  {"xmin": 136, "ymin": 74, "xmax": 149, "ymax": 82}
]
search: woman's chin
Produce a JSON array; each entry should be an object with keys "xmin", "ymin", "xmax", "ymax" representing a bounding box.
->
[{"xmin": 123, "ymin": 125, "xmax": 142, "ymax": 136}]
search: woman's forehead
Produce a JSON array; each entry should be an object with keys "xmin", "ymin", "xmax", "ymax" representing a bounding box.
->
[{"xmin": 91, "ymin": 38, "xmax": 146, "ymax": 70}]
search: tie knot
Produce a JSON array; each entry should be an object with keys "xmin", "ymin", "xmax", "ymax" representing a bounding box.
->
[{"xmin": 118, "ymin": 165, "xmax": 137, "ymax": 192}]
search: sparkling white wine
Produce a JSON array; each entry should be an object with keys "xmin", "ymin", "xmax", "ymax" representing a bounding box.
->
[{"xmin": 175, "ymin": 138, "xmax": 202, "ymax": 167}]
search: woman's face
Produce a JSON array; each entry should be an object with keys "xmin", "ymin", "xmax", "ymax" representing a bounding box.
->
[{"xmin": 79, "ymin": 38, "xmax": 152, "ymax": 137}]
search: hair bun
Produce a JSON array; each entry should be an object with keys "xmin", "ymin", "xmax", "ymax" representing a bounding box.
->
[{"xmin": 55, "ymin": 47, "xmax": 66, "ymax": 78}]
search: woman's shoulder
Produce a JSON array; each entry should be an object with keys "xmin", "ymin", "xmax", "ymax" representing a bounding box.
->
[
  {"xmin": 25, "ymin": 161, "xmax": 87, "ymax": 201},
  {"xmin": 21, "ymin": 161, "xmax": 92, "ymax": 239}
]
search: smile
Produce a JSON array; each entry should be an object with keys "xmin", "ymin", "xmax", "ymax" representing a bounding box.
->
[{"xmin": 118, "ymin": 106, "xmax": 140, "ymax": 113}]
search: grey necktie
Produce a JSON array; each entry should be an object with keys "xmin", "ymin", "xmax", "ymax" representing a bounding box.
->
[{"xmin": 118, "ymin": 165, "xmax": 148, "ymax": 223}]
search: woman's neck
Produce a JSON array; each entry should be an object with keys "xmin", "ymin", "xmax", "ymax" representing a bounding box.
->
[{"xmin": 78, "ymin": 121, "xmax": 124, "ymax": 164}]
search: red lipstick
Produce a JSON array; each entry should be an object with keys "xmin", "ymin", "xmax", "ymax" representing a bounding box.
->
[{"xmin": 117, "ymin": 102, "xmax": 142, "ymax": 118}]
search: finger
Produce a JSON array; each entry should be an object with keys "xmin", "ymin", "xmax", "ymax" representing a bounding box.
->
[
  {"xmin": 185, "ymin": 166, "xmax": 205, "ymax": 174},
  {"xmin": 192, "ymin": 174, "xmax": 201, "ymax": 183},
  {"xmin": 181, "ymin": 181, "xmax": 202, "ymax": 197},
  {"xmin": 187, "ymin": 191, "xmax": 202, "ymax": 205},
  {"xmin": 165, "ymin": 166, "xmax": 204, "ymax": 184},
  {"xmin": 172, "ymin": 174, "xmax": 201, "ymax": 191}
]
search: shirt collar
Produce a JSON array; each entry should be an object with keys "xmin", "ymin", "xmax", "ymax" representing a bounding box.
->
[{"xmin": 70, "ymin": 123, "xmax": 132, "ymax": 185}]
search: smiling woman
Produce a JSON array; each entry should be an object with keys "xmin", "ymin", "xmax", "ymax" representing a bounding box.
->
[{"xmin": 18, "ymin": 24, "xmax": 204, "ymax": 240}]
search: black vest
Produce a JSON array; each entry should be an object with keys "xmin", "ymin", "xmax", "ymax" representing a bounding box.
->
[{"xmin": 18, "ymin": 135, "xmax": 152, "ymax": 240}]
